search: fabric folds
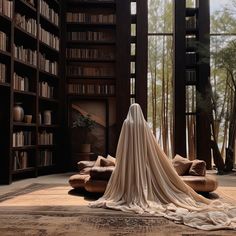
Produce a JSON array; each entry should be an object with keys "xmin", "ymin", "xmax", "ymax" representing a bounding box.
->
[{"xmin": 89, "ymin": 103, "xmax": 236, "ymax": 231}]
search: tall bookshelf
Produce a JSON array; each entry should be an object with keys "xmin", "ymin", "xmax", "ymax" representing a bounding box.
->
[
  {"xmin": 174, "ymin": 0, "xmax": 211, "ymax": 168},
  {"xmin": 0, "ymin": 0, "xmax": 62, "ymax": 184}
]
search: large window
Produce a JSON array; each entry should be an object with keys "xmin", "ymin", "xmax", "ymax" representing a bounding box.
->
[{"xmin": 148, "ymin": 0, "xmax": 173, "ymax": 157}]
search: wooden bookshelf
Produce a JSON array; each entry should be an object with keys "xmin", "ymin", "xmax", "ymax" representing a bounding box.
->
[{"xmin": 0, "ymin": 0, "xmax": 62, "ymax": 184}]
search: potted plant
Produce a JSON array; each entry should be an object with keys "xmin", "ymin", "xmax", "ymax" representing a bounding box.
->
[{"xmin": 72, "ymin": 114, "xmax": 96, "ymax": 153}]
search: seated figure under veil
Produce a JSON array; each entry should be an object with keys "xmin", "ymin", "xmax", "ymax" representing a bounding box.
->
[{"xmin": 89, "ymin": 103, "xmax": 236, "ymax": 231}]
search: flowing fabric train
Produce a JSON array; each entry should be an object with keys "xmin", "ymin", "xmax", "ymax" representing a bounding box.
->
[{"xmin": 89, "ymin": 103, "xmax": 236, "ymax": 230}]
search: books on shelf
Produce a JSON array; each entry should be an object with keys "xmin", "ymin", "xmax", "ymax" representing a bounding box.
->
[
  {"xmin": 15, "ymin": 13, "xmax": 37, "ymax": 37},
  {"xmin": 13, "ymin": 151, "xmax": 28, "ymax": 170},
  {"xmin": 39, "ymin": 150, "xmax": 53, "ymax": 166},
  {"xmin": 39, "ymin": 0, "xmax": 59, "ymax": 26},
  {"xmin": 67, "ymin": 31, "xmax": 114, "ymax": 41},
  {"xmin": 66, "ymin": 12, "xmax": 116, "ymax": 24},
  {"xmin": 67, "ymin": 65, "xmax": 114, "ymax": 77},
  {"xmin": 186, "ymin": 16, "xmax": 196, "ymax": 29},
  {"xmin": 13, "ymin": 72, "xmax": 29, "ymax": 91},
  {"xmin": 0, "ymin": 0, "xmax": 13, "ymax": 18},
  {"xmin": 0, "ymin": 62, "xmax": 6, "ymax": 83},
  {"xmin": 38, "ymin": 131, "xmax": 53, "ymax": 145},
  {"xmin": 12, "ymin": 131, "xmax": 33, "ymax": 147},
  {"xmin": 68, "ymin": 83, "xmax": 115, "ymax": 95},
  {"xmin": 0, "ymin": 31, "xmax": 8, "ymax": 51},
  {"xmin": 186, "ymin": 69, "xmax": 196, "ymax": 83},
  {"xmin": 39, "ymin": 24, "xmax": 60, "ymax": 50},
  {"xmin": 39, "ymin": 53, "xmax": 58, "ymax": 75},
  {"xmin": 14, "ymin": 44, "xmax": 37, "ymax": 66},
  {"xmin": 39, "ymin": 81, "xmax": 54, "ymax": 98},
  {"xmin": 66, "ymin": 47, "xmax": 114, "ymax": 60}
]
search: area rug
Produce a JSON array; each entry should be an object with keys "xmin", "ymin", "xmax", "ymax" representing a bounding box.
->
[{"xmin": 0, "ymin": 184, "xmax": 235, "ymax": 236}]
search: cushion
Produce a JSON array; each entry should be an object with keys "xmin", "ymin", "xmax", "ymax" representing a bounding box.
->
[
  {"xmin": 100, "ymin": 158, "xmax": 115, "ymax": 167},
  {"xmin": 189, "ymin": 160, "xmax": 206, "ymax": 176},
  {"xmin": 107, "ymin": 154, "xmax": 116, "ymax": 164},
  {"xmin": 78, "ymin": 161, "xmax": 95, "ymax": 172},
  {"xmin": 85, "ymin": 179, "xmax": 108, "ymax": 193},
  {"xmin": 90, "ymin": 166, "xmax": 115, "ymax": 180},
  {"xmin": 69, "ymin": 174, "xmax": 90, "ymax": 189},
  {"xmin": 172, "ymin": 154, "xmax": 192, "ymax": 176},
  {"xmin": 94, "ymin": 155, "xmax": 106, "ymax": 167},
  {"xmin": 79, "ymin": 167, "xmax": 92, "ymax": 175}
]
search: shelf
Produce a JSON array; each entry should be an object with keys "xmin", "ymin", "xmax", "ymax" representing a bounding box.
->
[
  {"xmin": 38, "ymin": 124, "xmax": 59, "ymax": 129},
  {"xmin": 67, "ymin": 40, "xmax": 116, "ymax": 45},
  {"xmin": 66, "ymin": 58, "xmax": 115, "ymax": 63},
  {"xmin": 39, "ymin": 96, "xmax": 59, "ymax": 103},
  {"xmin": 14, "ymin": 58, "xmax": 37, "ymax": 70},
  {"xmin": 13, "ymin": 90, "xmax": 36, "ymax": 96},
  {"xmin": 66, "ymin": 22, "xmax": 116, "ymax": 28},
  {"xmin": 67, "ymin": 75, "xmax": 115, "ymax": 80},
  {"xmin": 67, "ymin": 0, "xmax": 116, "ymax": 6},
  {"xmin": 186, "ymin": 28, "xmax": 198, "ymax": 35},
  {"xmin": 14, "ymin": 26, "xmax": 37, "ymax": 41},
  {"xmin": 12, "ymin": 167, "xmax": 35, "ymax": 175},
  {"xmin": 0, "ymin": 13, "xmax": 12, "ymax": 24},
  {"xmin": 12, "ymin": 145, "xmax": 36, "ymax": 150},
  {"xmin": 39, "ymin": 41, "xmax": 60, "ymax": 55},
  {"xmin": 40, "ymin": 14, "xmax": 59, "ymax": 32},
  {"xmin": 13, "ymin": 122, "xmax": 36, "ymax": 127},
  {"xmin": 68, "ymin": 93, "xmax": 115, "ymax": 98},
  {"xmin": 0, "ymin": 49, "xmax": 11, "ymax": 58},
  {"xmin": 17, "ymin": 0, "xmax": 37, "ymax": 13},
  {"xmin": 0, "ymin": 82, "xmax": 10, "ymax": 88},
  {"xmin": 38, "ymin": 145, "xmax": 56, "ymax": 149},
  {"xmin": 39, "ymin": 70, "xmax": 59, "ymax": 80}
]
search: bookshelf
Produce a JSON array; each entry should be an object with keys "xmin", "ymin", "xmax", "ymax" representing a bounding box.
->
[
  {"xmin": 0, "ymin": 0, "xmax": 62, "ymax": 184},
  {"xmin": 174, "ymin": 0, "xmax": 211, "ymax": 167}
]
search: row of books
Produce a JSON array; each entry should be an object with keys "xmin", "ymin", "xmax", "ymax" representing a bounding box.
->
[
  {"xmin": 39, "ymin": 81, "xmax": 54, "ymax": 98},
  {"xmin": 186, "ymin": 70, "xmax": 196, "ymax": 83},
  {"xmin": 66, "ymin": 48, "xmax": 115, "ymax": 60},
  {"xmin": 0, "ymin": 0, "xmax": 13, "ymax": 18},
  {"xmin": 186, "ymin": 37, "xmax": 196, "ymax": 49},
  {"xmin": 0, "ymin": 31, "xmax": 8, "ymax": 51},
  {"xmin": 39, "ymin": 24, "xmax": 60, "ymax": 50},
  {"xmin": 67, "ymin": 65, "xmax": 114, "ymax": 77},
  {"xmin": 66, "ymin": 12, "xmax": 116, "ymax": 24},
  {"xmin": 38, "ymin": 131, "xmax": 53, "ymax": 145},
  {"xmin": 13, "ymin": 151, "xmax": 28, "ymax": 170},
  {"xmin": 13, "ymin": 131, "xmax": 33, "ymax": 147},
  {"xmin": 186, "ymin": 52, "xmax": 197, "ymax": 65},
  {"xmin": 39, "ymin": 150, "xmax": 53, "ymax": 166},
  {"xmin": 186, "ymin": 16, "xmax": 197, "ymax": 29},
  {"xmin": 14, "ymin": 44, "xmax": 37, "ymax": 66},
  {"xmin": 15, "ymin": 13, "xmax": 37, "ymax": 37},
  {"xmin": 0, "ymin": 63, "xmax": 6, "ymax": 83},
  {"xmin": 39, "ymin": 0, "xmax": 59, "ymax": 26},
  {"xmin": 68, "ymin": 83, "xmax": 115, "ymax": 95},
  {"xmin": 67, "ymin": 31, "xmax": 114, "ymax": 41},
  {"xmin": 39, "ymin": 53, "xmax": 58, "ymax": 75},
  {"xmin": 13, "ymin": 72, "xmax": 29, "ymax": 91}
]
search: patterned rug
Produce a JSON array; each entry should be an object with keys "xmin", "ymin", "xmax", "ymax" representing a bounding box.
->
[{"xmin": 0, "ymin": 184, "xmax": 235, "ymax": 236}]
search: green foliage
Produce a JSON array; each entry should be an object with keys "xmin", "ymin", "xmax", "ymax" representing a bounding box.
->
[{"xmin": 72, "ymin": 114, "xmax": 96, "ymax": 131}]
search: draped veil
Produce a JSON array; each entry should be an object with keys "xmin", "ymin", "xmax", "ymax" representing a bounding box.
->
[{"xmin": 89, "ymin": 103, "xmax": 236, "ymax": 230}]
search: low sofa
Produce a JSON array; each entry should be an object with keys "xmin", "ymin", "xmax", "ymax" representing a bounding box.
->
[{"xmin": 69, "ymin": 155, "xmax": 218, "ymax": 193}]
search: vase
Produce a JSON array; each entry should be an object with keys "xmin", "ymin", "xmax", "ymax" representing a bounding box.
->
[
  {"xmin": 13, "ymin": 103, "xmax": 24, "ymax": 122},
  {"xmin": 43, "ymin": 110, "xmax": 52, "ymax": 125}
]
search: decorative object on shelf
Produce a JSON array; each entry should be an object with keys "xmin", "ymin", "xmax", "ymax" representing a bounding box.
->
[
  {"xmin": 43, "ymin": 110, "xmax": 52, "ymax": 125},
  {"xmin": 13, "ymin": 102, "xmax": 24, "ymax": 122},
  {"xmin": 24, "ymin": 115, "xmax": 32, "ymax": 124},
  {"xmin": 38, "ymin": 113, "xmax": 42, "ymax": 125},
  {"xmin": 72, "ymin": 113, "xmax": 96, "ymax": 153}
]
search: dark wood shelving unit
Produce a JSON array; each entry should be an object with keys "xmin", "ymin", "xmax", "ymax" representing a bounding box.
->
[{"xmin": 0, "ymin": 0, "xmax": 63, "ymax": 184}]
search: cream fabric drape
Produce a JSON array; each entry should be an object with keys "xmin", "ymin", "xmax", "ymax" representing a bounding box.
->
[{"xmin": 89, "ymin": 103, "xmax": 236, "ymax": 230}]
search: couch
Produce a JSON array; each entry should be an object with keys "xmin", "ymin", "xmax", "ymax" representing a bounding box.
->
[{"xmin": 69, "ymin": 155, "xmax": 218, "ymax": 193}]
